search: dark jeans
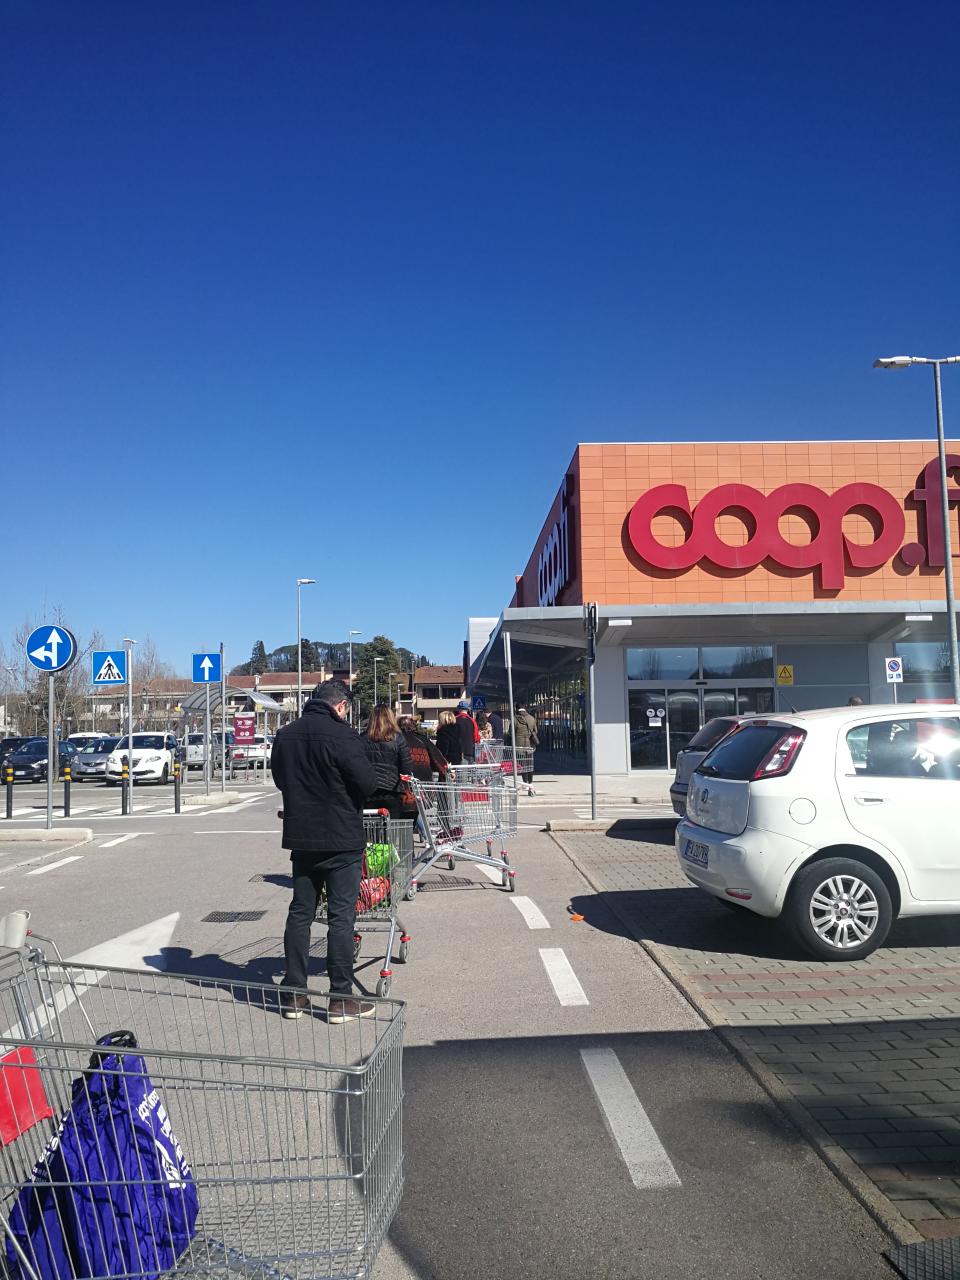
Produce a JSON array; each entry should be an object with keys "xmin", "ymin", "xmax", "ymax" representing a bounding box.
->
[{"xmin": 283, "ymin": 850, "xmax": 363, "ymax": 996}]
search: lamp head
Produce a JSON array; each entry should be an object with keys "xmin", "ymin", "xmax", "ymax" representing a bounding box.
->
[{"xmin": 873, "ymin": 356, "xmax": 914, "ymax": 369}]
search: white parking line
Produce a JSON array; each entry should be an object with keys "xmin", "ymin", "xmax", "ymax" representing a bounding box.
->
[
  {"xmin": 510, "ymin": 896, "xmax": 550, "ymax": 929},
  {"xmin": 193, "ymin": 829, "xmax": 278, "ymax": 835},
  {"xmin": 474, "ymin": 863, "xmax": 505, "ymax": 883},
  {"xmin": 538, "ymin": 948, "xmax": 589, "ymax": 1005},
  {"xmin": 27, "ymin": 856, "xmax": 83, "ymax": 876},
  {"xmin": 99, "ymin": 833, "xmax": 151, "ymax": 848},
  {"xmin": 580, "ymin": 1047, "xmax": 681, "ymax": 1190}
]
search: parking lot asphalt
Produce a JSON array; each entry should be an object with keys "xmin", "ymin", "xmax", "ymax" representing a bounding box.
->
[
  {"xmin": 0, "ymin": 778, "xmax": 900, "ymax": 1278},
  {"xmin": 552, "ymin": 819, "xmax": 960, "ymax": 1247}
]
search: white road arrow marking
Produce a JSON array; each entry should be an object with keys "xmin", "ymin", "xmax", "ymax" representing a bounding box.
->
[{"xmin": 2, "ymin": 913, "xmax": 180, "ymax": 1039}]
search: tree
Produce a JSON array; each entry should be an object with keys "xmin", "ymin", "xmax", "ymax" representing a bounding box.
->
[
  {"xmin": 300, "ymin": 639, "xmax": 321, "ymax": 672},
  {"xmin": 352, "ymin": 635, "xmax": 402, "ymax": 718},
  {"xmin": 250, "ymin": 641, "xmax": 268, "ymax": 675}
]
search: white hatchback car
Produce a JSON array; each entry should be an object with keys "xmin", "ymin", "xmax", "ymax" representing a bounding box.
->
[
  {"xmin": 105, "ymin": 733, "xmax": 178, "ymax": 786},
  {"xmin": 676, "ymin": 706, "xmax": 960, "ymax": 961}
]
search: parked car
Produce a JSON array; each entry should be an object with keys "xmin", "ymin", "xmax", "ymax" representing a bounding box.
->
[
  {"xmin": 0, "ymin": 737, "xmax": 35, "ymax": 768},
  {"xmin": 72, "ymin": 737, "xmax": 120, "ymax": 782},
  {"xmin": 6, "ymin": 739, "xmax": 79, "ymax": 782},
  {"xmin": 105, "ymin": 733, "xmax": 178, "ymax": 786},
  {"xmin": 230, "ymin": 736, "xmax": 272, "ymax": 771},
  {"xmin": 676, "ymin": 706, "xmax": 960, "ymax": 962},
  {"xmin": 184, "ymin": 733, "xmax": 213, "ymax": 770},
  {"xmin": 67, "ymin": 733, "xmax": 110, "ymax": 751},
  {"xmin": 669, "ymin": 715, "xmax": 756, "ymax": 815},
  {"xmin": 210, "ymin": 731, "xmax": 235, "ymax": 772}
]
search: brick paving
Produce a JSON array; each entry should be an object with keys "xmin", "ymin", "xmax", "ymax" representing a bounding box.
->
[{"xmin": 554, "ymin": 821, "xmax": 960, "ymax": 1242}]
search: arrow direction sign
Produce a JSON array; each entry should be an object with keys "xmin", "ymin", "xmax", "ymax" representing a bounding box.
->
[
  {"xmin": 25, "ymin": 625, "xmax": 77, "ymax": 673},
  {"xmin": 192, "ymin": 651, "xmax": 222, "ymax": 685},
  {"xmin": 92, "ymin": 650, "xmax": 128, "ymax": 686}
]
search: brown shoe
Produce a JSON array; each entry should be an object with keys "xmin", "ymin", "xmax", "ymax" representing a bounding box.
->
[
  {"xmin": 327, "ymin": 997, "xmax": 376, "ymax": 1024},
  {"xmin": 280, "ymin": 992, "xmax": 311, "ymax": 1020}
]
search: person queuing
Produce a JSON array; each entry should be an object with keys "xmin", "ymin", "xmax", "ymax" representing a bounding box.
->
[
  {"xmin": 488, "ymin": 708, "xmax": 505, "ymax": 739},
  {"xmin": 363, "ymin": 704, "xmax": 415, "ymax": 819},
  {"xmin": 476, "ymin": 710, "xmax": 493, "ymax": 741},
  {"xmin": 513, "ymin": 703, "xmax": 539, "ymax": 784},
  {"xmin": 436, "ymin": 709, "xmax": 462, "ymax": 764},
  {"xmin": 455, "ymin": 701, "xmax": 480, "ymax": 763},
  {"xmin": 271, "ymin": 679, "xmax": 378, "ymax": 1025},
  {"xmin": 398, "ymin": 715, "xmax": 448, "ymax": 833}
]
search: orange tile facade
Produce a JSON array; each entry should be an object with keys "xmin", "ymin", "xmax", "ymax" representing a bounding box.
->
[{"xmin": 513, "ymin": 441, "xmax": 960, "ymax": 608}]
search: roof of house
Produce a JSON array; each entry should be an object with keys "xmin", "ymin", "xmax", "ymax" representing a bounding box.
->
[{"xmin": 414, "ymin": 665, "xmax": 465, "ymax": 685}]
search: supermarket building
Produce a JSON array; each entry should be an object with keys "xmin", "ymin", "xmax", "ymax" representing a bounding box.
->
[{"xmin": 468, "ymin": 440, "xmax": 960, "ymax": 773}]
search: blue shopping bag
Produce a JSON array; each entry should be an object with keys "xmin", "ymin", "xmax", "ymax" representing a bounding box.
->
[{"xmin": 4, "ymin": 1031, "xmax": 199, "ymax": 1280}]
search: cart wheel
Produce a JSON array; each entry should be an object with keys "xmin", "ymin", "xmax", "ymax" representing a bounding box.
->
[
  {"xmin": 377, "ymin": 976, "xmax": 391, "ymax": 998},
  {"xmin": 505, "ymin": 870, "xmax": 517, "ymax": 892},
  {"xmin": 353, "ymin": 935, "xmax": 362, "ymax": 960},
  {"xmin": 501, "ymin": 852, "xmax": 510, "ymax": 866},
  {"xmin": 404, "ymin": 880, "xmax": 417, "ymax": 901},
  {"xmin": 398, "ymin": 940, "xmax": 410, "ymax": 964},
  {"xmin": 447, "ymin": 856, "xmax": 456, "ymax": 871}
]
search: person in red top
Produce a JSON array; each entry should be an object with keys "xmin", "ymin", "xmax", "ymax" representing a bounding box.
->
[{"xmin": 455, "ymin": 701, "xmax": 480, "ymax": 763}]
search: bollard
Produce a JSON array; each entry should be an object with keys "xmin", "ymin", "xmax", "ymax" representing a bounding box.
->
[
  {"xmin": 63, "ymin": 765, "xmax": 71, "ymax": 818},
  {"xmin": 173, "ymin": 761, "xmax": 181, "ymax": 814},
  {"xmin": 4, "ymin": 767, "xmax": 12, "ymax": 820},
  {"xmin": 121, "ymin": 764, "xmax": 129, "ymax": 816}
]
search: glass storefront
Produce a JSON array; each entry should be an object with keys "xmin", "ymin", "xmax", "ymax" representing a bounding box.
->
[
  {"xmin": 524, "ymin": 671, "xmax": 587, "ymax": 763},
  {"xmin": 627, "ymin": 646, "xmax": 775, "ymax": 769}
]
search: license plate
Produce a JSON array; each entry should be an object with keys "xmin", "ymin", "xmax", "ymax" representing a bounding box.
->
[{"xmin": 682, "ymin": 839, "xmax": 709, "ymax": 867}]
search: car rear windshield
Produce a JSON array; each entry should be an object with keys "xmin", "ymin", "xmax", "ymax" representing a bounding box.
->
[
  {"xmin": 698, "ymin": 724, "xmax": 792, "ymax": 780},
  {"xmin": 685, "ymin": 718, "xmax": 737, "ymax": 753}
]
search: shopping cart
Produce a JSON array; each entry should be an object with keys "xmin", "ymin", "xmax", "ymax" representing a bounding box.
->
[
  {"xmin": 499, "ymin": 746, "xmax": 536, "ymax": 794},
  {"xmin": 316, "ymin": 811, "xmax": 414, "ymax": 999},
  {"xmin": 407, "ymin": 776, "xmax": 518, "ymax": 892},
  {"xmin": 0, "ymin": 918, "xmax": 404, "ymax": 1280},
  {"xmin": 474, "ymin": 740, "xmax": 504, "ymax": 765}
]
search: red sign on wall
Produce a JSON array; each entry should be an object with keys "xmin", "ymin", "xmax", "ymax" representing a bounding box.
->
[{"xmin": 233, "ymin": 713, "xmax": 256, "ymax": 744}]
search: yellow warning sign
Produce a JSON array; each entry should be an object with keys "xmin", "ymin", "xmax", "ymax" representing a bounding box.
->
[{"xmin": 776, "ymin": 664, "xmax": 794, "ymax": 686}]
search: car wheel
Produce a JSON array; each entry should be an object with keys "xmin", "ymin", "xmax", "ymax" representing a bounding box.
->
[
  {"xmin": 160, "ymin": 765, "xmax": 169, "ymax": 786},
  {"xmin": 787, "ymin": 857, "xmax": 892, "ymax": 962}
]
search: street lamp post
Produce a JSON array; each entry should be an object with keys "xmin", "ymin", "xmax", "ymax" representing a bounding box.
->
[
  {"xmin": 874, "ymin": 355, "xmax": 960, "ymax": 704},
  {"xmin": 373, "ymin": 657, "xmax": 383, "ymax": 708},
  {"xmin": 296, "ymin": 578, "xmax": 315, "ymax": 715},
  {"xmin": 123, "ymin": 638, "xmax": 136, "ymax": 815},
  {"xmin": 348, "ymin": 630, "xmax": 361, "ymax": 724}
]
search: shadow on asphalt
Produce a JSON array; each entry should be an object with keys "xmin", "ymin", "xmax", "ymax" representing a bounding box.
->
[
  {"xmin": 385, "ymin": 1030, "xmax": 893, "ymax": 1280},
  {"xmin": 605, "ymin": 818, "xmax": 677, "ymax": 842}
]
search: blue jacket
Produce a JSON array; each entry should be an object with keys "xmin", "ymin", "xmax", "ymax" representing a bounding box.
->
[{"xmin": 6, "ymin": 1041, "xmax": 198, "ymax": 1279}]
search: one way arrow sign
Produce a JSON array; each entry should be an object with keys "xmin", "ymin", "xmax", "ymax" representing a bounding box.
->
[{"xmin": 192, "ymin": 652, "xmax": 222, "ymax": 684}]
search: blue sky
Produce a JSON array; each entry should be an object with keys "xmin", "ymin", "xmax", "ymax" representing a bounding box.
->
[{"xmin": 3, "ymin": 0, "xmax": 958, "ymax": 672}]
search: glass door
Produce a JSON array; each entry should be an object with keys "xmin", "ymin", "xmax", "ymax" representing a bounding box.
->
[
  {"xmin": 628, "ymin": 690, "xmax": 668, "ymax": 769},
  {"xmin": 666, "ymin": 689, "xmax": 701, "ymax": 768}
]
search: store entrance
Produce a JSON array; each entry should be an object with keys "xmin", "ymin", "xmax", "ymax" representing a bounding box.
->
[{"xmin": 628, "ymin": 686, "xmax": 774, "ymax": 769}]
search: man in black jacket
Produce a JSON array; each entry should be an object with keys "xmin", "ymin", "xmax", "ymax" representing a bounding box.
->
[{"xmin": 272, "ymin": 679, "xmax": 378, "ymax": 1023}]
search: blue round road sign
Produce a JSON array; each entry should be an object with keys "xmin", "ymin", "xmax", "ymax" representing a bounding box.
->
[{"xmin": 25, "ymin": 625, "xmax": 78, "ymax": 673}]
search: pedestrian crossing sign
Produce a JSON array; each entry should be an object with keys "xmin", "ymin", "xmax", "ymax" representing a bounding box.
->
[
  {"xmin": 776, "ymin": 664, "xmax": 794, "ymax": 686},
  {"xmin": 92, "ymin": 650, "xmax": 128, "ymax": 686}
]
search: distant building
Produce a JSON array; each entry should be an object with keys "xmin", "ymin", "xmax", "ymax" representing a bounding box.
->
[{"xmin": 413, "ymin": 665, "xmax": 466, "ymax": 724}]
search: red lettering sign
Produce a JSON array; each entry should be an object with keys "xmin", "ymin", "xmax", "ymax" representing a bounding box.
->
[{"xmin": 627, "ymin": 481, "xmax": 906, "ymax": 589}]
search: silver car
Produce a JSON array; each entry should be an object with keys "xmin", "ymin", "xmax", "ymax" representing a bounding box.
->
[
  {"xmin": 669, "ymin": 716, "xmax": 755, "ymax": 815},
  {"xmin": 72, "ymin": 737, "xmax": 120, "ymax": 782}
]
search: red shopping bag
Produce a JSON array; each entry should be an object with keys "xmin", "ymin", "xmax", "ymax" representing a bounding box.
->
[{"xmin": 356, "ymin": 875, "xmax": 390, "ymax": 914}]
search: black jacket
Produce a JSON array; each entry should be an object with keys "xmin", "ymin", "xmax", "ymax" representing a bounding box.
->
[
  {"xmin": 272, "ymin": 699, "xmax": 378, "ymax": 854},
  {"xmin": 488, "ymin": 711, "xmax": 504, "ymax": 739},
  {"xmin": 436, "ymin": 722, "xmax": 462, "ymax": 765},
  {"xmin": 363, "ymin": 732, "xmax": 415, "ymax": 800}
]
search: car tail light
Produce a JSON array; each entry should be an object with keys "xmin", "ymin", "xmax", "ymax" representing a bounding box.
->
[{"xmin": 751, "ymin": 729, "xmax": 806, "ymax": 780}]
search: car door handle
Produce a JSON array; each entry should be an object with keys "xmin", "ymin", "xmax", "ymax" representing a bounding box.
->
[{"xmin": 854, "ymin": 794, "xmax": 886, "ymax": 805}]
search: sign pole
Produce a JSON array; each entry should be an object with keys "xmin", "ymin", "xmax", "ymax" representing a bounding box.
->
[
  {"xmin": 220, "ymin": 642, "xmax": 226, "ymax": 793},
  {"xmin": 584, "ymin": 604, "xmax": 598, "ymax": 822},
  {"xmin": 504, "ymin": 631, "xmax": 519, "ymax": 793},
  {"xmin": 127, "ymin": 649, "xmax": 134, "ymax": 816},
  {"xmin": 204, "ymin": 684, "xmax": 211, "ymax": 796},
  {"xmin": 46, "ymin": 674, "xmax": 54, "ymax": 831}
]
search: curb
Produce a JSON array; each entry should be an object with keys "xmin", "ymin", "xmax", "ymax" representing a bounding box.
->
[
  {"xmin": 548, "ymin": 830, "xmax": 924, "ymax": 1248},
  {"xmin": 183, "ymin": 792, "xmax": 250, "ymax": 809},
  {"xmin": 0, "ymin": 828, "xmax": 94, "ymax": 844}
]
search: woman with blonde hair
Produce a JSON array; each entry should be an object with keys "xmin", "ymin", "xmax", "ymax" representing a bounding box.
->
[
  {"xmin": 363, "ymin": 704, "xmax": 415, "ymax": 819},
  {"xmin": 435, "ymin": 708, "xmax": 462, "ymax": 765}
]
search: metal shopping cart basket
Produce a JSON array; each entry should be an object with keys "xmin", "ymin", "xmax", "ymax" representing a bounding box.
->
[
  {"xmin": 0, "ymin": 915, "xmax": 404, "ymax": 1280},
  {"xmin": 315, "ymin": 812, "xmax": 414, "ymax": 1000},
  {"xmin": 407, "ymin": 776, "xmax": 518, "ymax": 893},
  {"xmin": 473, "ymin": 740, "xmax": 504, "ymax": 765}
]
